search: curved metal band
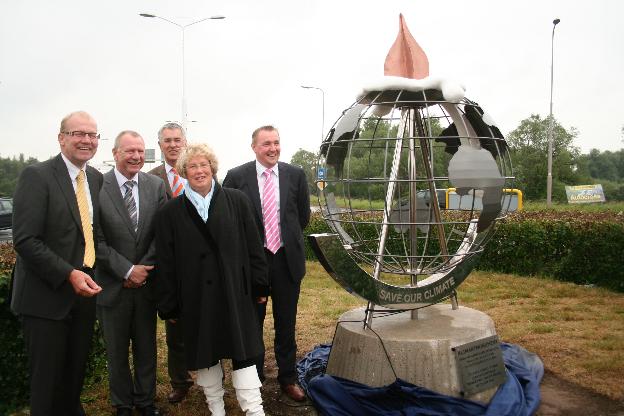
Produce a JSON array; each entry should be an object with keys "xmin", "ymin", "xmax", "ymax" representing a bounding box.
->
[{"xmin": 309, "ymin": 233, "xmax": 483, "ymax": 309}]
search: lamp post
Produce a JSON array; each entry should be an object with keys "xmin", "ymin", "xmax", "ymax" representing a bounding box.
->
[
  {"xmin": 139, "ymin": 13, "xmax": 225, "ymax": 132},
  {"xmin": 546, "ymin": 18, "xmax": 561, "ymax": 206},
  {"xmin": 301, "ymin": 85, "xmax": 325, "ymax": 140}
]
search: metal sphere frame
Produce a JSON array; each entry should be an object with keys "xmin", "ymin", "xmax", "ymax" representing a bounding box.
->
[{"xmin": 309, "ymin": 85, "xmax": 514, "ymax": 327}]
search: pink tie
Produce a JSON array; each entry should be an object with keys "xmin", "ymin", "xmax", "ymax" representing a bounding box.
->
[
  {"xmin": 262, "ymin": 169, "xmax": 280, "ymax": 253},
  {"xmin": 171, "ymin": 168, "xmax": 184, "ymax": 197}
]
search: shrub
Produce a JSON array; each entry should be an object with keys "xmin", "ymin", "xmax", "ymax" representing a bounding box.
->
[
  {"xmin": 304, "ymin": 210, "xmax": 624, "ymax": 292},
  {"xmin": 0, "ymin": 243, "xmax": 107, "ymax": 415},
  {"xmin": 0, "ymin": 273, "xmax": 29, "ymax": 415},
  {"xmin": 480, "ymin": 212, "xmax": 624, "ymax": 291}
]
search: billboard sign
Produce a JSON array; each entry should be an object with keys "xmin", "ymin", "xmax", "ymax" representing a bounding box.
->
[{"xmin": 565, "ymin": 184, "xmax": 606, "ymax": 204}]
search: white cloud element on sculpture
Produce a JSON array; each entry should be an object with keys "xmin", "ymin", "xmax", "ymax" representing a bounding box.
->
[{"xmin": 359, "ymin": 76, "xmax": 466, "ymax": 103}]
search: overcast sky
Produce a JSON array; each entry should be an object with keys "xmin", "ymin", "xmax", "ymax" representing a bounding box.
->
[{"xmin": 1, "ymin": 0, "xmax": 623, "ymax": 174}]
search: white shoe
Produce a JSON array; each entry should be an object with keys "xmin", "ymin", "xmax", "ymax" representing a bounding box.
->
[
  {"xmin": 232, "ymin": 365, "xmax": 265, "ymax": 416},
  {"xmin": 197, "ymin": 362, "xmax": 225, "ymax": 416}
]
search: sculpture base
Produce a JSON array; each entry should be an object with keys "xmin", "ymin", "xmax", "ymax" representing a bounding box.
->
[{"xmin": 326, "ymin": 305, "xmax": 500, "ymax": 403}]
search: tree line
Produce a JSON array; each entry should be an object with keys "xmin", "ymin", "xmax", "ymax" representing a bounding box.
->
[
  {"xmin": 290, "ymin": 114, "xmax": 624, "ymax": 202},
  {"xmin": 0, "ymin": 154, "xmax": 40, "ymax": 197},
  {"xmin": 1, "ymin": 117, "xmax": 622, "ymax": 202}
]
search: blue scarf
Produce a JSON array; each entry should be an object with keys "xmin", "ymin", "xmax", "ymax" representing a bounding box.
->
[{"xmin": 184, "ymin": 179, "xmax": 215, "ymax": 222}]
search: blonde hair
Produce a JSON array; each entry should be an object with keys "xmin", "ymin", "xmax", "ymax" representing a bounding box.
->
[{"xmin": 176, "ymin": 143, "xmax": 219, "ymax": 178}]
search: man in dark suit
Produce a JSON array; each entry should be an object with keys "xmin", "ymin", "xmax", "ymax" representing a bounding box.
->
[
  {"xmin": 96, "ymin": 131, "xmax": 166, "ymax": 416},
  {"xmin": 147, "ymin": 122, "xmax": 193, "ymax": 403},
  {"xmin": 11, "ymin": 111, "xmax": 103, "ymax": 415},
  {"xmin": 223, "ymin": 125, "xmax": 310, "ymax": 402}
]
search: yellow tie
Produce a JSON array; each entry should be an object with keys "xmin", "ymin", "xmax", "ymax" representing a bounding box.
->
[{"xmin": 76, "ymin": 170, "xmax": 95, "ymax": 268}]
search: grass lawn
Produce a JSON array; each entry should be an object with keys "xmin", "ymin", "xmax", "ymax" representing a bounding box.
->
[{"xmin": 75, "ymin": 261, "xmax": 623, "ymax": 415}]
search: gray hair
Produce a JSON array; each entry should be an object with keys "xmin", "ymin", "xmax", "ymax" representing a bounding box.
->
[
  {"xmin": 158, "ymin": 122, "xmax": 186, "ymax": 142},
  {"xmin": 113, "ymin": 130, "xmax": 143, "ymax": 150},
  {"xmin": 176, "ymin": 143, "xmax": 219, "ymax": 178}
]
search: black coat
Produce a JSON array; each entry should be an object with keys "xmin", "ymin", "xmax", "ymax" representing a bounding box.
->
[{"xmin": 155, "ymin": 183, "xmax": 268, "ymax": 370}]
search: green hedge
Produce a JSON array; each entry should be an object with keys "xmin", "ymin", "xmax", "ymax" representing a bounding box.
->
[
  {"xmin": 0, "ymin": 243, "xmax": 107, "ymax": 415},
  {"xmin": 0, "ymin": 274, "xmax": 29, "ymax": 415},
  {"xmin": 479, "ymin": 214, "xmax": 624, "ymax": 291},
  {"xmin": 304, "ymin": 211, "xmax": 624, "ymax": 292}
]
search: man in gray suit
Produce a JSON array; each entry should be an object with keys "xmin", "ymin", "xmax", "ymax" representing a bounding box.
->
[
  {"xmin": 96, "ymin": 131, "xmax": 166, "ymax": 416},
  {"xmin": 148, "ymin": 122, "xmax": 193, "ymax": 403}
]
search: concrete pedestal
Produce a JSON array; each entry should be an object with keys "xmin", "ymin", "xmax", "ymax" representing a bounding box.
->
[{"xmin": 326, "ymin": 305, "xmax": 500, "ymax": 403}]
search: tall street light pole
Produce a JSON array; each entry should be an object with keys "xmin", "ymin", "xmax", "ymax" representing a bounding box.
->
[
  {"xmin": 301, "ymin": 85, "xmax": 325, "ymax": 140},
  {"xmin": 546, "ymin": 18, "xmax": 561, "ymax": 206},
  {"xmin": 140, "ymin": 13, "xmax": 225, "ymax": 132}
]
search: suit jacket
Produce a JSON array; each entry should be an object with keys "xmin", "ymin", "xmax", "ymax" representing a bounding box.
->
[
  {"xmin": 223, "ymin": 160, "xmax": 310, "ymax": 281},
  {"xmin": 95, "ymin": 170, "xmax": 167, "ymax": 306},
  {"xmin": 11, "ymin": 154, "xmax": 104, "ymax": 320},
  {"xmin": 148, "ymin": 163, "xmax": 173, "ymax": 199}
]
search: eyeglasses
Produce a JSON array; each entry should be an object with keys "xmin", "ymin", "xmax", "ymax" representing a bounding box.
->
[
  {"xmin": 63, "ymin": 131, "xmax": 100, "ymax": 140},
  {"xmin": 186, "ymin": 162, "xmax": 211, "ymax": 171}
]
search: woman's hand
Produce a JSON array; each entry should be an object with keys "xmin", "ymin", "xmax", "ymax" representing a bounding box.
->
[{"xmin": 256, "ymin": 296, "xmax": 268, "ymax": 304}]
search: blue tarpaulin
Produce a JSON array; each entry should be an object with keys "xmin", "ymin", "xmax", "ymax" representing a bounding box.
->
[{"xmin": 297, "ymin": 343, "xmax": 543, "ymax": 416}]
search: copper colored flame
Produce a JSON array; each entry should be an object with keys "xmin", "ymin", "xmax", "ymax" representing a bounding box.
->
[{"xmin": 384, "ymin": 13, "xmax": 429, "ymax": 80}]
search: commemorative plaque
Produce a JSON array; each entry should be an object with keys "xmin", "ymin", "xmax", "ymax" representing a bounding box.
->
[{"xmin": 452, "ymin": 335, "xmax": 507, "ymax": 396}]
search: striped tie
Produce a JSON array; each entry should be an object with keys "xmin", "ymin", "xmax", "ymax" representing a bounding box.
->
[
  {"xmin": 262, "ymin": 169, "xmax": 280, "ymax": 253},
  {"xmin": 75, "ymin": 170, "xmax": 95, "ymax": 268},
  {"xmin": 123, "ymin": 181, "xmax": 138, "ymax": 231},
  {"xmin": 171, "ymin": 168, "xmax": 184, "ymax": 197}
]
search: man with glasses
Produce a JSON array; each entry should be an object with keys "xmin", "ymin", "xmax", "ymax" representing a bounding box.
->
[
  {"xmin": 148, "ymin": 122, "xmax": 193, "ymax": 403},
  {"xmin": 11, "ymin": 111, "xmax": 104, "ymax": 415}
]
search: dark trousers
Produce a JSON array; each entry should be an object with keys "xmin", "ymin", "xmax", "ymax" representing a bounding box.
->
[
  {"xmin": 255, "ymin": 248, "xmax": 301, "ymax": 385},
  {"xmin": 165, "ymin": 319, "xmax": 193, "ymax": 390},
  {"xmin": 22, "ymin": 296, "xmax": 96, "ymax": 416},
  {"xmin": 97, "ymin": 287, "xmax": 157, "ymax": 409}
]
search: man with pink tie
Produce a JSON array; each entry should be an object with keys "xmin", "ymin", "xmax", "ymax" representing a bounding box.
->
[{"xmin": 223, "ymin": 125, "xmax": 310, "ymax": 402}]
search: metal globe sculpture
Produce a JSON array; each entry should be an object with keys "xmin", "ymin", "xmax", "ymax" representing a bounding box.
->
[{"xmin": 310, "ymin": 78, "xmax": 514, "ymax": 321}]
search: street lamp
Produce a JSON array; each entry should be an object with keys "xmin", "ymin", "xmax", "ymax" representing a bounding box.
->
[
  {"xmin": 546, "ymin": 18, "xmax": 561, "ymax": 206},
  {"xmin": 140, "ymin": 13, "xmax": 225, "ymax": 132},
  {"xmin": 301, "ymin": 85, "xmax": 325, "ymax": 140}
]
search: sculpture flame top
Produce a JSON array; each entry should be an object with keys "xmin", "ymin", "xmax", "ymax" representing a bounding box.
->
[{"xmin": 384, "ymin": 13, "xmax": 429, "ymax": 79}]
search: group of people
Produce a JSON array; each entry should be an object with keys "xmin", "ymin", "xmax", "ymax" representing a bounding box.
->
[{"xmin": 10, "ymin": 111, "xmax": 311, "ymax": 416}]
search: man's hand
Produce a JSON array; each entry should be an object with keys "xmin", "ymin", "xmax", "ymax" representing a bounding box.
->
[
  {"xmin": 257, "ymin": 296, "xmax": 268, "ymax": 304},
  {"xmin": 123, "ymin": 279, "xmax": 139, "ymax": 289},
  {"xmin": 128, "ymin": 265, "xmax": 154, "ymax": 286},
  {"xmin": 68, "ymin": 269, "xmax": 102, "ymax": 297}
]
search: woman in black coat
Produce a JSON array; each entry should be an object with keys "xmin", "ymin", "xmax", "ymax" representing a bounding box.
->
[{"xmin": 155, "ymin": 143, "xmax": 268, "ymax": 416}]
